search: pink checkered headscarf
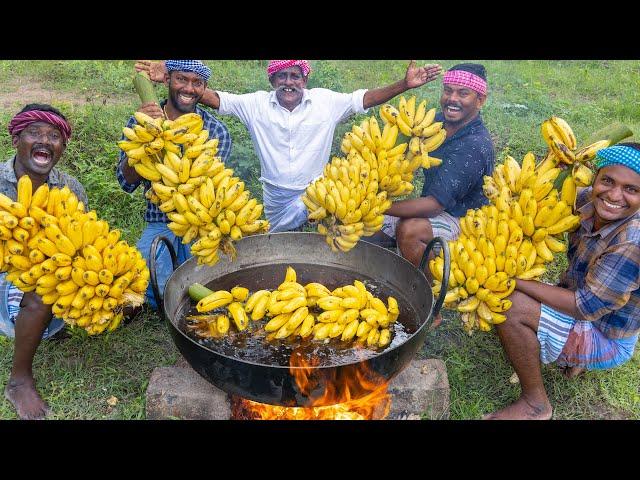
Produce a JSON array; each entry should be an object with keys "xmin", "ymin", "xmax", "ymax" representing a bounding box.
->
[
  {"xmin": 8, "ymin": 110, "xmax": 72, "ymax": 143},
  {"xmin": 443, "ymin": 69, "xmax": 487, "ymax": 96},
  {"xmin": 267, "ymin": 60, "xmax": 311, "ymax": 78}
]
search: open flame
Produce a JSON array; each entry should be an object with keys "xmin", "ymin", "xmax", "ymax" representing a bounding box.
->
[{"xmin": 232, "ymin": 350, "xmax": 391, "ymax": 420}]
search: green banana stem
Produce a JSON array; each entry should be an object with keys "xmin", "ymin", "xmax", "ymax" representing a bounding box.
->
[
  {"xmin": 133, "ymin": 71, "xmax": 159, "ymax": 105},
  {"xmin": 188, "ymin": 283, "xmax": 214, "ymax": 302},
  {"xmin": 584, "ymin": 122, "xmax": 634, "ymax": 148}
]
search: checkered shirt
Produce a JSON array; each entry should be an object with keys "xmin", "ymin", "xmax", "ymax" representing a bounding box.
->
[{"xmin": 560, "ymin": 188, "xmax": 640, "ymax": 339}]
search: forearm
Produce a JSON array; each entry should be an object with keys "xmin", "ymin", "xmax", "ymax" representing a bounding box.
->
[
  {"xmin": 515, "ymin": 279, "xmax": 585, "ymax": 320},
  {"xmin": 384, "ymin": 196, "xmax": 444, "ymax": 218},
  {"xmin": 363, "ymin": 79, "xmax": 409, "ymax": 109},
  {"xmin": 199, "ymin": 88, "xmax": 221, "ymax": 109}
]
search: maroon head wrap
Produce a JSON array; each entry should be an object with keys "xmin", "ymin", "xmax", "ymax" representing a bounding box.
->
[
  {"xmin": 267, "ymin": 60, "xmax": 311, "ymax": 77},
  {"xmin": 443, "ymin": 70, "xmax": 487, "ymax": 96},
  {"xmin": 8, "ymin": 110, "xmax": 72, "ymax": 143}
]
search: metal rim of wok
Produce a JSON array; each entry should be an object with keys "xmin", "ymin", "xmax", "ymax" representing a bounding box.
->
[{"xmin": 150, "ymin": 232, "xmax": 450, "ymax": 407}]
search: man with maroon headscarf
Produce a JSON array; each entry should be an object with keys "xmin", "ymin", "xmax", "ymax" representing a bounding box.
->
[
  {"xmin": 0, "ymin": 103, "xmax": 87, "ymax": 419},
  {"xmin": 135, "ymin": 59, "xmax": 443, "ymax": 232},
  {"xmin": 372, "ymin": 63, "xmax": 495, "ymax": 270}
]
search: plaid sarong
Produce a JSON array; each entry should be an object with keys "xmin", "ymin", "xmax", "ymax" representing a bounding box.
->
[{"xmin": 538, "ymin": 303, "xmax": 638, "ymax": 369}]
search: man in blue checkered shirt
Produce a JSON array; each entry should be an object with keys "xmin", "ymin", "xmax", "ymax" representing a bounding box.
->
[
  {"xmin": 117, "ymin": 60, "xmax": 232, "ymax": 310},
  {"xmin": 485, "ymin": 143, "xmax": 640, "ymax": 420}
]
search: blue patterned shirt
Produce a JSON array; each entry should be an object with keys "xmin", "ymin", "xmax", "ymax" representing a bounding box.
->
[
  {"xmin": 420, "ymin": 112, "xmax": 495, "ymax": 217},
  {"xmin": 116, "ymin": 102, "xmax": 232, "ymax": 223},
  {"xmin": 560, "ymin": 188, "xmax": 640, "ymax": 339}
]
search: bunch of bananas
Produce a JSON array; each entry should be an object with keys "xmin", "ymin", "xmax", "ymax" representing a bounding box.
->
[
  {"xmin": 540, "ymin": 116, "xmax": 609, "ymax": 187},
  {"xmin": 302, "ymin": 148, "xmax": 392, "ymax": 252},
  {"xmin": 0, "ymin": 176, "xmax": 148, "ymax": 335},
  {"xmin": 191, "ymin": 266, "xmax": 399, "ymax": 349},
  {"xmin": 379, "ymin": 95, "xmax": 446, "ymax": 171},
  {"xmin": 430, "ymin": 149, "xmax": 582, "ymax": 334},
  {"xmin": 303, "ymin": 100, "xmax": 445, "ymax": 253},
  {"xmin": 118, "ymin": 111, "xmax": 269, "ymax": 266}
]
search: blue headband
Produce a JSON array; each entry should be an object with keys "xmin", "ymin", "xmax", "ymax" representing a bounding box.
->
[
  {"xmin": 165, "ymin": 60, "xmax": 211, "ymax": 82},
  {"xmin": 595, "ymin": 145, "xmax": 640, "ymax": 176}
]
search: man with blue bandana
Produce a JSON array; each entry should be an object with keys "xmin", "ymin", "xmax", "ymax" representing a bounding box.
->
[
  {"xmin": 117, "ymin": 60, "xmax": 232, "ymax": 310},
  {"xmin": 484, "ymin": 143, "xmax": 640, "ymax": 420}
]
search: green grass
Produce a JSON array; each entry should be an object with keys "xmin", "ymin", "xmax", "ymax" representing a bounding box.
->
[
  {"xmin": 0, "ymin": 310, "xmax": 178, "ymax": 419},
  {"xmin": 0, "ymin": 60, "xmax": 638, "ymax": 420}
]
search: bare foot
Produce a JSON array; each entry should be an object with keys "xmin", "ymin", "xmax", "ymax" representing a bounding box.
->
[
  {"xmin": 562, "ymin": 366, "xmax": 586, "ymax": 379},
  {"xmin": 4, "ymin": 379, "xmax": 50, "ymax": 420},
  {"xmin": 482, "ymin": 396, "xmax": 552, "ymax": 420},
  {"xmin": 429, "ymin": 314, "xmax": 442, "ymax": 330}
]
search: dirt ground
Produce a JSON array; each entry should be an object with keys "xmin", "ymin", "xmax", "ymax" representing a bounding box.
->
[{"xmin": 0, "ymin": 78, "xmax": 133, "ymax": 110}]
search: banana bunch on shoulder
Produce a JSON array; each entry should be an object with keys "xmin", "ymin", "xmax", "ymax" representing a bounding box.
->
[
  {"xmin": 0, "ymin": 176, "xmax": 149, "ymax": 335},
  {"xmin": 538, "ymin": 116, "xmax": 605, "ymax": 194},
  {"xmin": 540, "ymin": 116, "xmax": 610, "ymax": 169},
  {"xmin": 433, "ymin": 150, "xmax": 582, "ymax": 334},
  {"xmin": 189, "ymin": 266, "xmax": 398, "ymax": 350},
  {"xmin": 118, "ymin": 112, "xmax": 269, "ymax": 266}
]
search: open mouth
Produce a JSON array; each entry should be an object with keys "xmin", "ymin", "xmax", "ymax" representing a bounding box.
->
[
  {"xmin": 32, "ymin": 148, "xmax": 52, "ymax": 166},
  {"xmin": 600, "ymin": 198, "xmax": 626, "ymax": 211},
  {"xmin": 279, "ymin": 87, "xmax": 299, "ymax": 95},
  {"xmin": 178, "ymin": 94, "xmax": 197, "ymax": 104},
  {"xmin": 445, "ymin": 105, "xmax": 462, "ymax": 114}
]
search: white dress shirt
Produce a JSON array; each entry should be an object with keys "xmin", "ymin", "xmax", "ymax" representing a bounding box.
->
[
  {"xmin": 217, "ymin": 88, "xmax": 368, "ymax": 190},
  {"xmin": 216, "ymin": 88, "xmax": 368, "ymax": 231}
]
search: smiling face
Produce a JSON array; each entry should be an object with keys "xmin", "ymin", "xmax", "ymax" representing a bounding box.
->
[
  {"xmin": 166, "ymin": 71, "xmax": 207, "ymax": 114},
  {"xmin": 591, "ymin": 165, "xmax": 640, "ymax": 230},
  {"xmin": 440, "ymin": 83, "xmax": 486, "ymax": 127},
  {"xmin": 269, "ymin": 66, "xmax": 307, "ymax": 111},
  {"xmin": 12, "ymin": 121, "xmax": 65, "ymax": 178}
]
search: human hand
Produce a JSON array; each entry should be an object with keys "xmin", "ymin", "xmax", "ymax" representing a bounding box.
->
[
  {"xmin": 137, "ymin": 102, "xmax": 164, "ymax": 119},
  {"xmin": 134, "ymin": 60, "xmax": 167, "ymax": 84},
  {"xmin": 405, "ymin": 61, "xmax": 443, "ymax": 89}
]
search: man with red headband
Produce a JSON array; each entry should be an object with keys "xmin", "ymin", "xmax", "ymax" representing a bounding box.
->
[
  {"xmin": 485, "ymin": 143, "xmax": 640, "ymax": 420},
  {"xmin": 0, "ymin": 103, "xmax": 88, "ymax": 419},
  {"xmin": 135, "ymin": 59, "xmax": 443, "ymax": 232},
  {"xmin": 372, "ymin": 63, "xmax": 495, "ymax": 269}
]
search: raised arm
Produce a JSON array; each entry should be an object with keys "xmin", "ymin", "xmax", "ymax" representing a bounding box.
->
[
  {"xmin": 362, "ymin": 61, "xmax": 442, "ymax": 109},
  {"xmin": 134, "ymin": 60, "xmax": 222, "ymax": 109}
]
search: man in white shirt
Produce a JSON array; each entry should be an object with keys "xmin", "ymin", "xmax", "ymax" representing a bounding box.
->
[{"xmin": 135, "ymin": 60, "xmax": 442, "ymax": 232}]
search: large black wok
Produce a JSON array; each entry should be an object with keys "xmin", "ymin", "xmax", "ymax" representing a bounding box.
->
[{"xmin": 150, "ymin": 232, "xmax": 450, "ymax": 408}]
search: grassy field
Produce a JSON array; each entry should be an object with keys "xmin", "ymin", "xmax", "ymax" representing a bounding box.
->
[{"xmin": 0, "ymin": 60, "xmax": 638, "ymax": 420}]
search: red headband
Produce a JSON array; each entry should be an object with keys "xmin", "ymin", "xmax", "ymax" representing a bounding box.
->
[
  {"xmin": 267, "ymin": 60, "xmax": 311, "ymax": 77},
  {"xmin": 443, "ymin": 70, "xmax": 487, "ymax": 96},
  {"xmin": 8, "ymin": 110, "xmax": 72, "ymax": 143}
]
